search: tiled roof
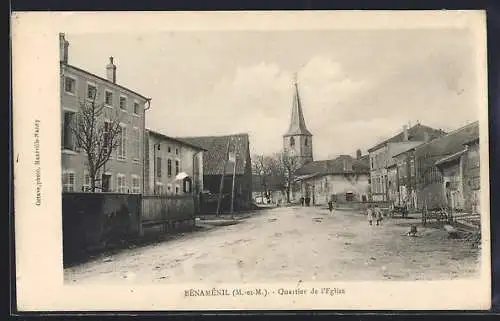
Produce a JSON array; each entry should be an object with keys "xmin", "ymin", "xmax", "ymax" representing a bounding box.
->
[
  {"xmin": 414, "ymin": 121, "xmax": 479, "ymax": 159},
  {"xmin": 147, "ymin": 129, "xmax": 207, "ymax": 151},
  {"xmin": 63, "ymin": 63, "xmax": 151, "ymax": 101},
  {"xmin": 367, "ymin": 124, "xmax": 446, "ymax": 153},
  {"xmin": 177, "ymin": 133, "xmax": 250, "ymax": 176},
  {"xmin": 295, "ymin": 155, "xmax": 370, "ymax": 177}
]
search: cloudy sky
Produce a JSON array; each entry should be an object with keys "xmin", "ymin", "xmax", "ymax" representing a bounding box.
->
[{"xmin": 66, "ymin": 29, "xmax": 479, "ymax": 160}]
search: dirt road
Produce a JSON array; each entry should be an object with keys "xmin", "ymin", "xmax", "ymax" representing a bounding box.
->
[{"xmin": 64, "ymin": 206, "xmax": 480, "ymax": 284}]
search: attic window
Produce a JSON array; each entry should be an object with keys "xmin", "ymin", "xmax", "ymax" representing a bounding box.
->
[{"xmin": 290, "ymin": 137, "xmax": 295, "ymax": 147}]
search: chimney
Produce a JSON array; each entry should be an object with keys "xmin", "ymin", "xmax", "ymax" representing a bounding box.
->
[
  {"xmin": 59, "ymin": 33, "xmax": 69, "ymax": 64},
  {"xmin": 402, "ymin": 124, "xmax": 409, "ymax": 141},
  {"xmin": 356, "ymin": 149, "xmax": 362, "ymax": 160},
  {"xmin": 106, "ymin": 56, "xmax": 116, "ymax": 83}
]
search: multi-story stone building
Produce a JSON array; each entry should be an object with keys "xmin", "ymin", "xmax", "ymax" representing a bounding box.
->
[
  {"xmin": 367, "ymin": 123, "xmax": 446, "ymax": 201},
  {"xmin": 144, "ymin": 129, "xmax": 205, "ymax": 196},
  {"xmin": 60, "ymin": 33, "xmax": 151, "ymax": 193}
]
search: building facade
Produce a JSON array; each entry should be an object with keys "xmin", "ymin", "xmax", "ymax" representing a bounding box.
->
[
  {"xmin": 391, "ymin": 148, "xmax": 419, "ymax": 209},
  {"xmin": 414, "ymin": 121, "xmax": 479, "ymax": 210},
  {"xmin": 367, "ymin": 123, "xmax": 446, "ymax": 201},
  {"xmin": 60, "ymin": 33, "xmax": 150, "ymax": 193},
  {"xmin": 295, "ymin": 155, "xmax": 370, "ymax": 206},
  {"xmin": 144, "ymin": 130, "xmax": 205, "ymax": 196},
  {"xmin": 179, "ymin": 134, "xmax": 253, "ymax": 213}
]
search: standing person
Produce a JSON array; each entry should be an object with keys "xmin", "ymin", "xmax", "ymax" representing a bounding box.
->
[
  {"xmin": 375, "ymin": 205, "xmax": 383, "ymax": 226},
  {"xmin": 328, "ymin": 199, "xmax": 334, "ymax": 214},
  {"xmin": 300, "ymin": 196, "xmax": 305, "ymax": 206},
  {"xmin": 366, "ymin": 205, "xmax": 374, "ymax": 226}
]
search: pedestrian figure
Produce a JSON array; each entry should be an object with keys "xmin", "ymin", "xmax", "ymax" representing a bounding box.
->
[
  {"xmin": 328, "ymin": 200, "xmax": 334, "ymax": 214},
  {"xmin": 366, "ymin": 205, "xmax": 374, "ymax": 226},
  {"xmin": 305, "ymin": 197, "xmax": 311, "ymax": 207},
  {"xmin": 375, "ymin": 206, "xmax": 383, "ymax": 226},
  {"xmin": 300, "ymin": 197, "xmax": 305, "ymax": 206}
]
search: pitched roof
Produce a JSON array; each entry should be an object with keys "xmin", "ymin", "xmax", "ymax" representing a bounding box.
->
[
  {"xmin": 295, "ymin": 155, "xmax": 370, "ymax": 177},
  {"xmin": 177, "ymin": 133, "xmax": 250, "ymax": 175},
  {"xmin": 367, "ymin": 123, "xmax": 446, "ymax": 153},
  {"xmin": 283, "ymin": 81, "xmax": 312, "ymax": 137},
  {"xmin": 63, "ymin": 63, "xmax": 151, "ymax": 101},
  {"xmin": 147, "ymin": 129, "xmax": 207, "ymax": 151},
  {"xmin": 414, "ymin": 121, "xmax": 479, "ymax": 159}
]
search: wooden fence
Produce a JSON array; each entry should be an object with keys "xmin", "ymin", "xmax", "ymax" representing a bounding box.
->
[{"xmin": 141, "ymin": 194, "xmax": 195, "ymax": 228}]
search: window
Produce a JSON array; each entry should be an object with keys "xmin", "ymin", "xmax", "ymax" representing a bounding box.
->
[
  {"xmin": 87, "ymin": 83, "xmax": 97, "ymax": 100},
  {"xmin": 64, "ymin": 76, "xmax": 76, "ymax": 94},
  {"xmin": 102, "ymin": 173, "xmax": 112, "ymax": 192},
  {"xmin": 175, "ymin": 160, "xmax": 180, "ymax": 175},
  {"xmin": 470, "ymin": 176, "xmax": 480, "ymax": 190},
  {"xmin": 305, "ymin": 137, "xmax": 308, "ymax": 146},
  {"xmin": 346, "ymin": 192, "xmax": 354, "ymax": 202},
  {"xmin": 175, "ymin": 148, "xmax": 179, "ymax": 155},
  {"xmin": 62, "ymin": 110, "xmax": 76, "ymax": 150},
  {"xmin": 119, "ymin": 96, "xmax": 127, "ymax": 110},
  {"xmin": 133, "ymin": 127, "xmax": 140, "ymax": 160},
  {"xmin": 156, "ymin": 157, "xmax": 162, "ymax": 177},
  {"xmin": 410, "ymin": 159, "xmax": 415, "ymax": 177},
  {"xmin": 133, "ymin": 101, "xmax": 140, "ymax": 115},
  {"xmin": 167, "ymin": 159, "xmax": 172, "ymax": 177},
  {"xmin": 370, "ymin": 158, "xmax": 374, "ymax": 170},
  {"xmin": 116, "ymin": 174, "xmax": 128, "ymax": 193},
  {"xmin": 131, "ymin": 175, "xmax": 140, "ymax": 193},
  {"xmin": 175, "ymin": 185, "xmax": 179, "ymax": 195},
  {"xmin": 62, "ymin": 171, "xmax": 75, "ymax": 192},
  {"xmin": 167, "ymin": 184, "xmax": 172, "ymax": 194},
  {"xmin": 290, "ymin": 137, "xmax": 295, "ymax": 148},
  {"xmin": 156, "ymin": 183, "xmax": 164, "ymax": 195},
  {"xmin": 83, "ymin": 171, "xmax": 90, "ymax": 192},
  {"xmin": 103, "ymin": 121, "xmax": 111, "ymax": 155},
  {"xmin": 105, "ymin": 90, "xmax": 113, "ymax": 106},
  {"xmin": 117, "ymin": 125, "xmax": 127, "ymax": 159},
  {"xmin": 168, "ymin": 146, "xmax": 171, "ymax": 153}
]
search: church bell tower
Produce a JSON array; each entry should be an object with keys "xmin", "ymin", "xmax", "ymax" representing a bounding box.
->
[{"xmin": 283, "ymin": 73, "xmax": 313, "ymax": 164}]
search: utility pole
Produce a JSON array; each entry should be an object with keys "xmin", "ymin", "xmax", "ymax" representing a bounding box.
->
[
  {"xmin": 216, "ymin": 137, "xmax": 231, "ymax": 216},
  {"xmin": 230, "ymin": 137, "xmax": 240, "ymax": 214}
]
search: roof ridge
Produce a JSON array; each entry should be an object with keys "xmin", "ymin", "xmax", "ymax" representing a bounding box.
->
[{"xmin": 414, "ymin": 120, "xmax": 479, "ymax": 151}]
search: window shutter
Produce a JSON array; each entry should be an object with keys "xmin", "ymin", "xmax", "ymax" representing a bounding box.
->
[{"xmin": 157, "ymin": 157, "xmax": 162, "ymax": 177}]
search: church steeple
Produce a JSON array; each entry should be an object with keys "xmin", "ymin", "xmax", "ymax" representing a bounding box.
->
[
  {"xmin": 284, "ymin": 73, "xmax": 313, "ymax": 137},
  {"xmin": 283, "ymin": 73, "xmax": 313, "ymax": 164}
]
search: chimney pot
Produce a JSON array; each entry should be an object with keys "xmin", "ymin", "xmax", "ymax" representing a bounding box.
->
[
  {"xmin": 106, "ymin": 56, "xmax": 117, "ymax": 83},
  {"xmin": 402, "ymin": 125, "xmax": 409, "ymax": 141}
]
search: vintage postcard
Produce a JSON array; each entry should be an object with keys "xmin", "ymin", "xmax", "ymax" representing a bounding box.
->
[{"xmin": 12, "ymin": 10, "xmax": 491, "ymax": 311}]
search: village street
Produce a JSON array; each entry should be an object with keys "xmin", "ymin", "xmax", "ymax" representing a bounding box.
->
[{"xmin": 64, "ymin": 206, "xmax": 480, "ymax": 284}]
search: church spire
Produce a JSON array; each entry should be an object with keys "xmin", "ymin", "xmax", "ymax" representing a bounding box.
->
[{"xmin": 284, "ymin": 73, "xmax": 312, "ymax": 137}]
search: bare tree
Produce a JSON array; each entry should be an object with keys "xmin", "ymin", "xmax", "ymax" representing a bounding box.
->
[
  {"xmin": 279, "ymin": 152, "xmax": 302, "ymax": 203},
  {"xmin": 71, "ymin": 93, "xmax": 123, "ymax": 192},
  {"xmin": 252, "ymin": 154, "xmax": 278, "ymax": 201}
]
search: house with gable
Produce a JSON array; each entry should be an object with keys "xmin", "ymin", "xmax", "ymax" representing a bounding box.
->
[
  {"xmin": 367, "ymin": 123, "xmax": 447, "ymax": 201},
  {"xmin": 178, "ymin": 133, "xmax": 253, "ymax": 213},
  {"xmin": 294, "ymin": 153, "xmax": 371, "ymax": 206},
  {"xmin": 414, "ymin": 121, "xmax": 479, "ymax": 211}
]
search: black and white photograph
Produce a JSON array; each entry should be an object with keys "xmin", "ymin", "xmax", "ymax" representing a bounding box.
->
[{"xmin": 13, "ymin": 11, "xmax": 491, "ymax": 311}]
